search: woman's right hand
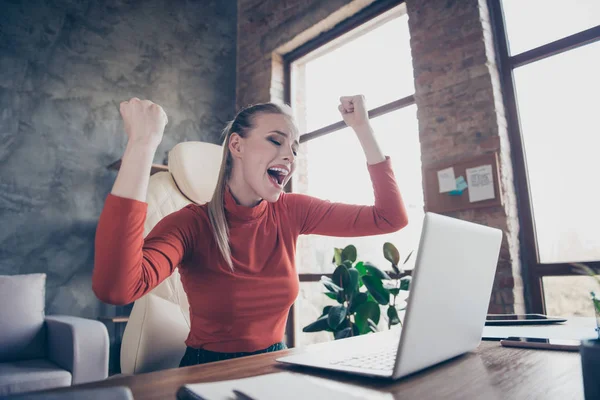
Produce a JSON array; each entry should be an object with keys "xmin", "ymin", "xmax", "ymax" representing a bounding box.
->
[{"xmin": 119, "ymin": 97, "xmax": 168, "ymax": 149}]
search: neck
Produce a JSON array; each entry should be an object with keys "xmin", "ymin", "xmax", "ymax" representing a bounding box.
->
[{"xmin": 226, "ymin": 169, "xmax": 262, "ymax": 207}]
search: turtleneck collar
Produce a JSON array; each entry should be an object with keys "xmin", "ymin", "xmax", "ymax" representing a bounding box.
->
[{"xmin": 224, "ymin": 186, "xmax": 267, "ymax": 222}]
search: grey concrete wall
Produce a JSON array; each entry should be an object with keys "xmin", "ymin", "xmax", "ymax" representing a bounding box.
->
[{"xmin": 0, "ymin": 0, "xmax": 236, "ymax": 318}]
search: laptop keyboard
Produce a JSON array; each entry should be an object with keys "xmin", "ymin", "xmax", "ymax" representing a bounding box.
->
[{"xmin": 329, "ymin": 347, "xmax": 397, "ymax": 371}]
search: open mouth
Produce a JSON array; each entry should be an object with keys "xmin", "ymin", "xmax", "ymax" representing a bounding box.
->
[{"xmin": 267, "ymin": 166, "xmax": 289, "ymax": 188}]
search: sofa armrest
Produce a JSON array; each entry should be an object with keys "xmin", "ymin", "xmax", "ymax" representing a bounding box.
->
[{"xmin": 46, "ymin": 315, "xmax": 109, "ymax": 384}]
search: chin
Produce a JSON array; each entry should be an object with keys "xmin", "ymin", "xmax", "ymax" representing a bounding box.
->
[{"xmin": 262, "ymin": 191, "xmax": 283, "ymax": 203}]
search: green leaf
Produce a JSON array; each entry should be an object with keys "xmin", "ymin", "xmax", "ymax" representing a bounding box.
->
[
  {"xmin": 336, "ymin": 290, "xmax": 345, "ymax": 304},
  {"xmin": 383, "ymin": 242, "xmax": 400, "ymax": 266},
  {"xmin": 366, "ymin": 292, "xmax": 376, "ymax": 304},
  {"xmin": 334, "ymin": 327, "xmax": 353, "ymax": 340},
  {"xmin": 347, "ymin": 268, "xmax": 359, "ymax": 296},
  {"xmin": 364, "ymin": 262, "xmax": 391, "ymax": 280},
  {"xmin": 400, "ymin": 277, "xmax": 411, "ymax": 291},
  {"xmin": 355, "ymin": 301, "xmax": 381, "ymax": 334},
  {"xmin": 389, "ymin": 288, "xmax": 400, "ymax": 296},
  {"xmin": 321, "ymin": 276, "xmax": 342, "ymax": 293},
  {"xmin": 342, "ymin": 260, "xmax": 353, "ymax": 269},
  {"xmin": 327, "ymin": 305, "xmax": 347, "ymax": 329},
  {"xmin": 325, "ymin": 292, "xmax": 337, "ymax": 300},
  {"xmin": 368, "ymin": 318, "xmax": 379, "ymax": 332},
  {"xmin": 337, "ymin": 318, "xmax": 351, "ymax": 329},
  {"xmin": 355, "ymin": 261, "xmax": 367, "ymax": 276},
  {"xmin": 354, "ymin": 262, "xmax": 365, "ymax": 288},
  {"xmin": 332, "ymin": 248, "xmax": 343, "ymax": 265},
  {"xmin": 349, "ymin": 292, "xmax": 368, "ymax": 314},
  {"xmin": 341, "ymin": 245, "xmax": 357, "ymax": 263},
  {"xmin": 332, "ymin": 265, "xmax": 351, "ymax": 289},
  {"xmin": 321, "ymin": 306, "xmax": 333, "ymax": 317},
  {"xmin": 387, "ymin": 305, "xmax": 400, "ymax": 325},
  {"xmin": 362, "ymin": 275, "xmax": 390, "ymax": 305},
  {"xmin": 303, "ymin": 316, "xmax": 330, "ymax": 332},
  {"xmin": 593, "ymin": 297, "xmax": 600, "ymax": 315}
]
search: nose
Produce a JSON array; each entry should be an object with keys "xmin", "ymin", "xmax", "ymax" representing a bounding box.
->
[{"xmin": 282, "ymin": 145, "xmax": 295, "ymax": 164}]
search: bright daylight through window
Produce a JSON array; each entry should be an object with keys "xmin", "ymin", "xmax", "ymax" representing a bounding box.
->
[{"xmin": 289, "ymin": 4, "xmax": 423, "ymax": 346}]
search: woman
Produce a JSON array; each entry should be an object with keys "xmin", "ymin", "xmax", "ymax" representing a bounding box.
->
[{"xmin": 92, "ymin": 95, "xmax": 408, "ymax": 367}]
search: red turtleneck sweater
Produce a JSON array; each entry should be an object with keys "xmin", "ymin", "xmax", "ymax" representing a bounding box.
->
[{"xmin": 93, "ymin": 157, "xmax": 408, "ymax": 352}]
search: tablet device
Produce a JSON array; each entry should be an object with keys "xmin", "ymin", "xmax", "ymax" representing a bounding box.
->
[
  {"xmin": 500, "ymin": 337, "xmax": 580, "ymax": 351},
  {"xmin": 485, "ymin": 313, "xmax": 567, "ymax": 325}
]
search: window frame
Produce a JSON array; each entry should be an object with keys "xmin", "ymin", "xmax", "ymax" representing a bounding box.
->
[{"xmin": 488, "ymin": 0, "xmax": 600, "ymax": 314}]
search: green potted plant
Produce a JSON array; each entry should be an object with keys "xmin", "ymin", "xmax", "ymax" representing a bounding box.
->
[
  {"xmin": 573, "ymin": 263, "xmax": 600, "ymax": 399},
  {"xmin": 302, "ymin": 243, "xmax": 412, "ymax": 339}
]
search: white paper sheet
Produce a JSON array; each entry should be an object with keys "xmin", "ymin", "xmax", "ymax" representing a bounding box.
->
[
  {"xmin": 179, "ymin": 371, "xmax": 393, "ymax": 400},
  {"xmin": 437, "ymin": 167, "xmax": 457, "ymax": 193},
  {"xmin": 466, "ymin": 164, "xmax": 495, "ymax": 202}
]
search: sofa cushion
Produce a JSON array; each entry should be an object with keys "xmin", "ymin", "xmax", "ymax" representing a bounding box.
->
[
  {"xmin": 0, "ymin": 359, "xmax": 71, "ymax": 396},
  {"xmin": 0, "ymin": 274, "xmax": 47, "ymax": 362}
]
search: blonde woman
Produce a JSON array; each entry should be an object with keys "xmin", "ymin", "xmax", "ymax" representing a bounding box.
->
[{"xmin": 92, "ymin": 95, "xmax": 408, "ymax": 367}]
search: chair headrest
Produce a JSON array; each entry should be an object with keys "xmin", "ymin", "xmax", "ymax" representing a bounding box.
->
[{"xmin": 168, "ymin": 141, "xmax": 223, "ymax": 204}]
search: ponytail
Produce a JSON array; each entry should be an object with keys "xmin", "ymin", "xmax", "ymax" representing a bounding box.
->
[{"xmin": 207, "ymin": 103, "xmax": 296, "ymax": 271}]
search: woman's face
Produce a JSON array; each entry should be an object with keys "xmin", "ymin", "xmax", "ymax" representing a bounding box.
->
[{"xmin": 229, "ymin": 113, "xmax": 299, "ymax": 203}]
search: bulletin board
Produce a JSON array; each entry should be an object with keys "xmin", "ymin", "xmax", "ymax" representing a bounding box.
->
[{"xmin": 423, "ymin": 152, "xmax": 503, "ymax": 214}]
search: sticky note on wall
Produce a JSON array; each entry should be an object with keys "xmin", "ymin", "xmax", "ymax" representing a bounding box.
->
[
  {"xmin": 437, "ymin": 167, "xmax": 457, "ymax": 193},
  {"xmin": 449, "ymin": 176, "xmax": 468, "ymax": 196}
]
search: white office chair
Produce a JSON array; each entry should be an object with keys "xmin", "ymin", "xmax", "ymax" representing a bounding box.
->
[{"xmin": 119, "ymin": 141, "xmax": 223, "ymax": 374}]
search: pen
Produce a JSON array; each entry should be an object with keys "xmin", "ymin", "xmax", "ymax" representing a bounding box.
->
[{"xmin": 232, "ymin": 389, "xmax": 257, "ymax": 400}]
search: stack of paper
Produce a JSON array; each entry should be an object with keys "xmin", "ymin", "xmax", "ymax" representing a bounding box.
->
[{"xmin": 176, "ymin": 371, "xmax": 393, "ymax": 400}]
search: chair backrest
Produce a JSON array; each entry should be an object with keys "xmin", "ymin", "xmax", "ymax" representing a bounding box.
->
[{"xmin": 120, "ymin": 141, "xmax": 222, "ymax": 374}]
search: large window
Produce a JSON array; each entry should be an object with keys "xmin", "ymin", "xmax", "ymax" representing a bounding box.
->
[
  {"xmin": 491, "ymin": 0, "xmax": 600, "ymax": 315},
  {"xmin": 285, "ymin": 2, "xmax": 423, "ymax": 347}
]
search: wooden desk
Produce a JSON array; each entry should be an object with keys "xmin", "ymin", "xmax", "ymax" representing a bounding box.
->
[{"xmin": 45, "ymin": 340, "xmax": 583, "ymax": 399}]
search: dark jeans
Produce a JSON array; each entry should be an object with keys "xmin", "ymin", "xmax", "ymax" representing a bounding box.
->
[{"xmin": 179, "ymin": 342, "xmax": 287, "ymax": 367}]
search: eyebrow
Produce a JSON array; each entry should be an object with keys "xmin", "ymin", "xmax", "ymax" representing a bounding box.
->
[{"xmin": 270, "ymin": 130, "xmax": 299, "ymax": 148}]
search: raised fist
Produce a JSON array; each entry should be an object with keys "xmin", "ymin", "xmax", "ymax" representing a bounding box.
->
[
  {"xmin": 338, "ymin": 95, "xmax": 370, "ymax": 129},
  {"xmin": 119, "ymin": 97, "xmax": 168, "ymax": 148}
]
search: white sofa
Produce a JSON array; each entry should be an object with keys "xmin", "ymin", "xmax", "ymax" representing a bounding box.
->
[{"xmin": 119, "ymin": 141, "xmax": 223, "ymax": 374}]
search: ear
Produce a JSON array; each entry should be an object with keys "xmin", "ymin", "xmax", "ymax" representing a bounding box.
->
[{"xmin": 228, "ymin": 132, "xmax": 244, "ymax": 159}]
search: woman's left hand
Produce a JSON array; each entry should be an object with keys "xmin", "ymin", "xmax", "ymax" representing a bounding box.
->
[{"xmin": 338, "ymin": 95, "xmax": 371, "ymax": 130}]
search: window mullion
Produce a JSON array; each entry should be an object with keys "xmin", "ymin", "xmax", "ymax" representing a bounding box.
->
[{"xmin": 300, "ymin": 94, "xmax": 416, "ymax": 143}]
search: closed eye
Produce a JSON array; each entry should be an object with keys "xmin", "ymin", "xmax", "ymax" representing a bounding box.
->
[{"xmin": 269, "ymin": 137, "xmax": 298, "ymax": 157}]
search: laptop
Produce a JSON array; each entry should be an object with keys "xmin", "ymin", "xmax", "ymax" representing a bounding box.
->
[{"xmin": 277, "ymin": 212, "xmax": 503, "ymax": 380}]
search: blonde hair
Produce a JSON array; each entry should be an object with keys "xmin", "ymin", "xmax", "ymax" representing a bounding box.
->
[{"xmin": 207, "ymin": 103, "xmax": 297, "ymax": 271}]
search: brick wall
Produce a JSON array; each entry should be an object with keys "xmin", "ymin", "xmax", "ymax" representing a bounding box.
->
[
  {"xmin": 237, "ymin": 0, "xmax": 377, "ymax": 108},
  {"xmin": 237, "ymin": 0, "xmax": 524, "ymax": 314},
  {"xmin": 406, "ymin": 0, "xmax": 524, "ymax": 313}
]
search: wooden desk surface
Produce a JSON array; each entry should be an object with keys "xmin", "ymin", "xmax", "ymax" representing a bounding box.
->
[{"xmin": 51, "ymin": 340, "xmax": 583, "ymax": 399}]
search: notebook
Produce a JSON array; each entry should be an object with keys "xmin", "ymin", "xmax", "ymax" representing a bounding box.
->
[{"xmin": 176, "ymin": 371, "xmax": 393, "ymax": 400}]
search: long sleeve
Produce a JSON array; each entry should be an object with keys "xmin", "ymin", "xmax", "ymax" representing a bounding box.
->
[
  {"xmin": 92, "ymin": 194, "xmax": 197, "ymax": 305},
  {"xmin": 284, "ymin": 156, "xmax": 409, "ymax": 236}
]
